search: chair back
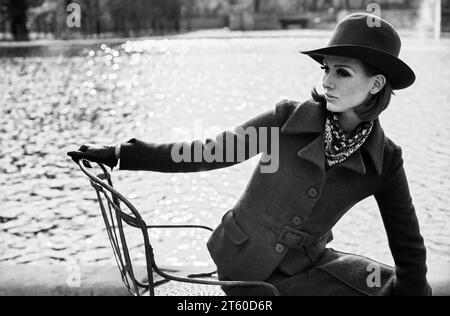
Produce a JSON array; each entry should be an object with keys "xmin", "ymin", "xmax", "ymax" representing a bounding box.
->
[
  {"xmin": 73, "ymin": 159, "xmax": 281, "ymax": 296},
  {"xmin": 76, "ymin": 160, "xmax": 156, "ymax": 296}
]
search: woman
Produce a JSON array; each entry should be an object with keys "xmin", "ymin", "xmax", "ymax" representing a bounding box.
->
[{"xmin": 69, "ymin": 13, "xmax": 431, "ymax": 296}]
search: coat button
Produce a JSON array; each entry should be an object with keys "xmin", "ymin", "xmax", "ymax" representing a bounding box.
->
[
  {"xmin": 275, "ymin": 243, "xmax": 285, "ymax": 254},
  {"xmin": 292, "ymin": 216, "xmax": 303, "ymax": 226},
  {"xmin": 307, "ymin": 187, "xmax": 319, "ymax": 199}
]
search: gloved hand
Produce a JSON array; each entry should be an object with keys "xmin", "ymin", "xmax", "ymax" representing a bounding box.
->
[{"xmin": 67, "ymin": 144, "xmax": 118, "ymax": 170}]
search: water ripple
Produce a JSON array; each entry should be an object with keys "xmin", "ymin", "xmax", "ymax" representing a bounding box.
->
[{"xmin": 0, "ymin": 36, "xmax": 449, "ymax": 266}]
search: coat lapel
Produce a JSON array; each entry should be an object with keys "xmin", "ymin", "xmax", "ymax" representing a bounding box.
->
[
  {"xmin": 281, "ymin": 100, "xmax": 325, "ymax": 135},
  {"xmin": 297, "ymin": 133, "xmax": 326, "ymax": 171},
  {"xmin": 361, "ymin": 118, "xmax": 385, "ymax": 175},
  {"xmin": 281, "ymin": 100, "xmax": 385, "ymax": 176},
  {"xmin": 336, "ymin": 149, "xmax": 366, "ymax": 174}
]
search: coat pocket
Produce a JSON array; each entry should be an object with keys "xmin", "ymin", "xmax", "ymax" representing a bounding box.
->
[{"xmin": 207, "ymin": 210, "xmax": 249, "ymax": 263}]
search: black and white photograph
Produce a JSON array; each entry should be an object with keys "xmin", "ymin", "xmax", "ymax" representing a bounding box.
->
[{"xmin": 0, "ymin": 0, "xmax": 449, "ymax": 298}]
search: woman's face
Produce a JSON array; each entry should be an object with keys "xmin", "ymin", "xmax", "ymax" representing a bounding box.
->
[{"xmin": 321, "ymin": 55, "xmax": 384, "ymax": 113}]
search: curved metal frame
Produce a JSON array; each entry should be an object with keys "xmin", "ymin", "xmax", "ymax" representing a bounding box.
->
[{"xmin": 74, "ymin": 159, "xmax": 280, "ymax": 296}]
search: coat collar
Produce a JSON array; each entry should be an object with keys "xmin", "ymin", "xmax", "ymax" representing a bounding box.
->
[{"xmin": 281, "ymin": 100, "xmax": 385, "ymax": 175}]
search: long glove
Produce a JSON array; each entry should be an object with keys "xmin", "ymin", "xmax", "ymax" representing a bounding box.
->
[{"xmin": 67, "ymin": 144, "xmax": 118, "ymax": 170}]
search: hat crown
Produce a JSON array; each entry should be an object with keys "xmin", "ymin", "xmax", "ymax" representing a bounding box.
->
[
  {"xmin": 329, "ymin": 13, "xmax": 401, "ymax": 57},
  {"xmin": 300, "ymin": 12, "xmax": 416, "ymax": 89}
]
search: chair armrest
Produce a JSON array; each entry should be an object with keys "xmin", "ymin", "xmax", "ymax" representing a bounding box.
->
[
  {"xmin": 153, "ymin": 267, "xmax": 281, "ymax": 296},
  {"xmin": 146, "ymin": 224, "xmax": 214, "ymax": 232}
]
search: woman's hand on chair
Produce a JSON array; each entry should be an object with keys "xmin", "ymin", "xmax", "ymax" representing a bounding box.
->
[{"xmin": 67, "ymin": 144, "xmax": 118, "ymax": 170}]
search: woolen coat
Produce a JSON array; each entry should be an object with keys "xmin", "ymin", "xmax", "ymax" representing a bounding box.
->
[{"xmin": 119, "ymin": 99, "xmax": 431, "ymax": 296}]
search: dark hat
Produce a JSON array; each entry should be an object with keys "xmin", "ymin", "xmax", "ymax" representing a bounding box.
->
[{"xmin": 301, "ymin": 13, "xmax": 415, "ymax": 90}]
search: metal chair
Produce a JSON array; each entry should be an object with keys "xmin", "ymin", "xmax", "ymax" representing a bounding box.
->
[{"xmin": 73, "ymin": 159, "xmax": 280, "ymax": 296}]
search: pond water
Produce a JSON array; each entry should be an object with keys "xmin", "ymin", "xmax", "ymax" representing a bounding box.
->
[{"xmin": 0, "ymin": 35, "xmax": 449, "ymax": 271}]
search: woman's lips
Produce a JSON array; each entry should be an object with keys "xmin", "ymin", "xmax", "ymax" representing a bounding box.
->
[{"xmin": 325, "ymin": 93, "xmax": 337, "ymax": 99}]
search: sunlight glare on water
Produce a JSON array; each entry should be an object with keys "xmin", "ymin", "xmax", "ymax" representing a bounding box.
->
[{"xmin": 0, "ymin": 36, "xmax": 449, "ymax": 268}]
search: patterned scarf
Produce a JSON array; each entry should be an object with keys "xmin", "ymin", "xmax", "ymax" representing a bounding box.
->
[{"xmin": 324, "ymin": 112, "xmax": 374, "ymax": 168}]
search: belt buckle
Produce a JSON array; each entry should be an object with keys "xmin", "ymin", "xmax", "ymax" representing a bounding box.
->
[{"xmin": 278, "ymin": 226, "xmax": 312, "ymax": 250}]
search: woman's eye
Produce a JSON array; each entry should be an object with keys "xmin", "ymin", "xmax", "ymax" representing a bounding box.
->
[
  {"xmin": 321, "ymin": 66, "xmax": 349, "ymax": 77},
  {"xmin": 337, "ymin": 70, "xmax": 349, "ymax": 77}
]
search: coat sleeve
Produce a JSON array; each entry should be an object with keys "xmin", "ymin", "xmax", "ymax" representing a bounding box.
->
[
  {"xmin": 119, "ymin": 100, "xmax": 295, "ymax": 172},
  {"xmin": 374, "ymin": 145, "xmax": 432, "ymax": 296}
]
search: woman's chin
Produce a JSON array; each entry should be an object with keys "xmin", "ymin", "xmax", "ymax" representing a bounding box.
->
[{"xmin": 326, "ymin": 102, "xmax": 339, "ymax": 111}]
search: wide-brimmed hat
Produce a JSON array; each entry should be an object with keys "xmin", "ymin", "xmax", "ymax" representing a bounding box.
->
[{"xmin": 301, "ymin": 13, "xmax": 415, "ymax": 90}]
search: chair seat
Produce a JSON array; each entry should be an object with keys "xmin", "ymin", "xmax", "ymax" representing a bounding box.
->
[{"xmin": 153, "ymin": 281, "xmax": 226, "ymax": 296}]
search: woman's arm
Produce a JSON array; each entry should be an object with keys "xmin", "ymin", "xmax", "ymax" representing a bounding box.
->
[
  {"xmin": 119, "ymin": 100, "xmax": 295, "ymax": 173},
  {"xmin": 374, "ymin": 145, "xmax": 432, "ymax": 296}
]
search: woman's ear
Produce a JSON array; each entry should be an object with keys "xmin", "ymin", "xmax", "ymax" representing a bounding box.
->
[{"xmin": 369, "ymin": 75, "xmax": 386, "ymax": 95}]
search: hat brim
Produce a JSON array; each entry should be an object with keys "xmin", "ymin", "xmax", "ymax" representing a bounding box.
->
[{"xmin": 300, "ymin": 45, "xmax": 415, "ymax": 90}]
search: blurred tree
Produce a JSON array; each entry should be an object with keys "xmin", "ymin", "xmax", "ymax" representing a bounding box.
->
[
  {"xmin": 151, "ymin": 0, "xmax": 181, "ymax": 34},
  {"xmin": 254, "ymin": 0, "xmax": 261, "ymax": 12},
  {"xmin": 8, "ymin": 0, "xmax": 29, "ymax": 41},
  {"xmin": 164, "ymin": 0, "xmax": 181, "ymax": 32}
]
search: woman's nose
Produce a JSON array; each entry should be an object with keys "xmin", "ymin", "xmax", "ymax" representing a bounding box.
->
[{"xmin": 323, "ymin": 75, "xmax": 335, "ymax": 90}]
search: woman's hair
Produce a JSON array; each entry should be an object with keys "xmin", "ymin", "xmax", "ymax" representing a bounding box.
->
[{"xmin": 311, "ymin": 61, "xmax": 395, "ymax": 122}]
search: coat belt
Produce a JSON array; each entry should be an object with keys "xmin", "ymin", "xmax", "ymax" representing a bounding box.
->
[{"xmin": 258, "ymin": 213, "xmax": 332, "ymax": 250}]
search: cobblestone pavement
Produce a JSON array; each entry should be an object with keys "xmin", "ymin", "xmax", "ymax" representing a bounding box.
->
[{"xmin": 0, "ymin": 34, "xmax": 449, "ymax": 282}]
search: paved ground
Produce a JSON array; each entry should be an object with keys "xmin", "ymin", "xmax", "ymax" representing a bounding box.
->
[
  {"xmin": 0, "ymin": 265, "xmax": 130, "ymax": 296},
  {"xmin": 0, "ymin": 264, "xmax": 227, "ymax": 296},
  {"xmin": 0, "ymin": 264, "xmax": 448, "ymax": 296}
]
